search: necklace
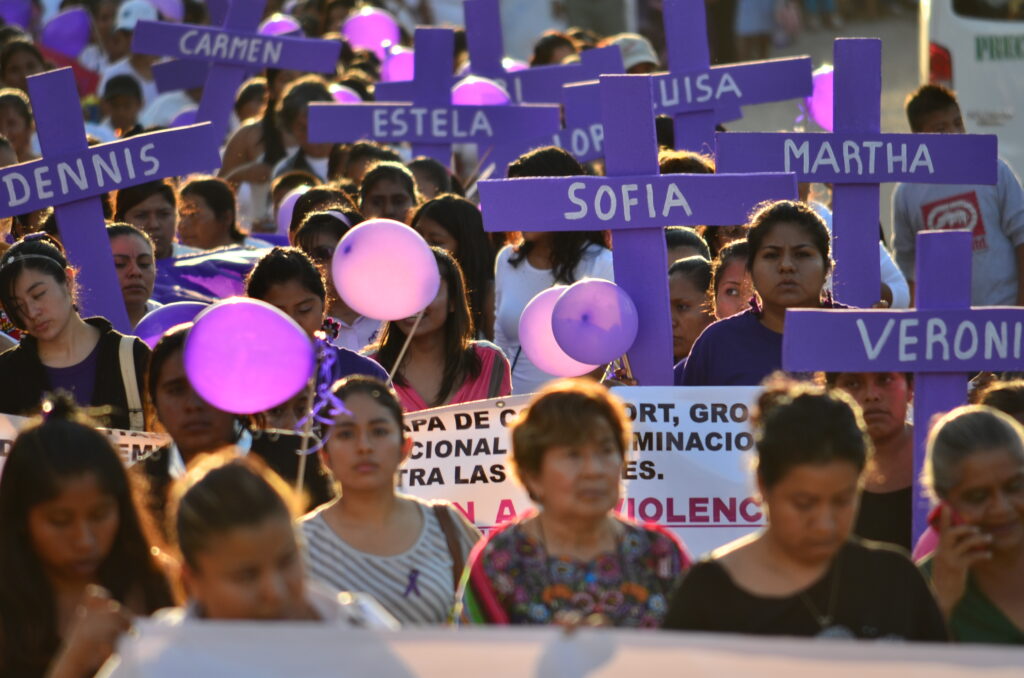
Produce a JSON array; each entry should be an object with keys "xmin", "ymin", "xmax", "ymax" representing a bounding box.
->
[{"xmin": 797, "ymin": 551, "xmax": 842, "ymax": 630}]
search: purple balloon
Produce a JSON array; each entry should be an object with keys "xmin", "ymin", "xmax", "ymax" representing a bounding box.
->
[
  {"xmin": 342, "ymin": 6, "xmax": 400, "ymax": 61},
  {"xmin": 134, "ymin": 301, "xmax": 208, "ymax": 348},
  {"xmin": 184, "ymin": 297, "xmax": 314, "ymax": 414},
  {"xmin": 259, "ymin": 13, "xmax": 302, "ymax": 37},
  {"xmin": 551, "ymin": 279, "xmax": 639, "ymax": 365},
  {"xmin": 451, "ymin": 76, "xmax": 511, "ymax": 106},
  {"xmin": 519, "ymin": 287, "xmax": 599, "ymax": 378},
  {"xmin": 330, "ymin": 84, "xmax": 362, "ymax": 103},
  {"xmin": 331, "ymin": 218, "xmax": 440, "ymax": 321},
  {"xmin": 381, "ymin": 47, "xmax": 414, "ymax": 82},
  {"xmin": 170, "ymin": 108, "xmax": 197, "ymax": 127},
  {"xmin": 0, "ymin": 0, "xmax": 32, "ymax": 29},
  {"xmin": 41, "ymin": 7, "xmax": 92, "ymax": 59},
  {"xmin": 276, "ymin": 185, "xmax": 309, "ymax": 235},
  {"xmin": 804, "ymin": 64, "xmax": 834, "ymax": 132},
  {"xmin": 151, "ymin": 0, "xmax": 184, "ymax": 21}
]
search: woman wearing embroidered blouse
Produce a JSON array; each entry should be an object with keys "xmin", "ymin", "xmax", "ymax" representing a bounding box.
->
[
  {"xmin": 662, "ymin": 375, "xmax": 947, "ymax": 640},
  {"xmin": 459, "ymin": 379, "xmax": 689, "ymax": 627}
]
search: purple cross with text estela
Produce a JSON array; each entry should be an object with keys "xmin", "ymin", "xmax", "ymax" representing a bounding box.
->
[
  {"xmin": 478, "ymin": 74, "xmax": 798, "ymax": 386},
  {"xmin": 0, "ymin": 68, "xmax": 221, "ymax": 332},
  {"xmin": 306, "ymin": 27, "xmax": 561, "ymax": 172},
  {"xmin": 783, "ymin": 230, "xmax": 1024, "ymax": 540},
  {"xmin": 131, "ymin": 0, "xmax": 341, "ymax": 147},
  {"xmin": 716, "ymin": 38, "xmax": 998, "ymax": 308}
]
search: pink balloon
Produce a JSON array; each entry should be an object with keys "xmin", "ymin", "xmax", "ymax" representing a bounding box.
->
[
  {"xmin": 259, "ymin": 13, "xmax": 302, "ymax": 36},
  {"xmin": 451, "ymin": 76, "xmax": 511, "ymax": 106},
  {"xmin": 170, "ymin": 108, "xmax": 197, "ymax": 127},
  {"xmin": 134, "ymin": 301, "xmax": 207, "ymax": 347},
  {"xmin": 331, "ymin": 219, "xmax": 440, "ymax": 321},
  {"xmin": 277, "ymin": 186, "xmax": 310, "ymax": 236},
  {"xmin": 330, "ymin": 84, "xmax": 362, "ymax": 103},
  {"xmin": 381, "ymin": 47, "xmax": 414, "ymax": 82},
  {"xmin": 804, "ymin": 64, "xmax": 834, "ymax": 132},
  {"xmin": 518, "ymin": 287, "xmax": 599, "ymax": 378},
  {"xmin": 41, "ymin": 8, "xmax": 92, "ymax": 59},
  {"xmin": 150, "ymin": 0, "xmax": 184, "ymax": 21},
  {"xmin": 552, "ymin": 279, "xmax": 639, "ymax": 365},
  {"xmin": 342, "ymin": 6, "xmax": 400, "ymax": 61},
  {"xmin": 184, "ymin": 298, "xmax": 315, "ymax": 414}
]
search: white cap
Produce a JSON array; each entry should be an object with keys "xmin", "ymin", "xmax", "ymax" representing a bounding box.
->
[{"xmin": 116, "ymin": 0, "xmax": 159, "ymax": 32}]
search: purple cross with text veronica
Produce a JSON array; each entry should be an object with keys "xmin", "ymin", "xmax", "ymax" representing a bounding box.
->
[
  {"xmin": 478, "ymin": 75, "xmax": 797, "ymax": 385},
  {"xmin": 716, "ymin": 38, "xmax": 998, "ymax": 308},
  {"xmin": 131, "ymin": 0, "xmax": 341, "ymax": 148},
  {"xmin": 307, "ymin": 27, "xmax": 560, "ymax": 172},
  {"xmin": 0, "ymin": 68, "xmax": 221, "ymax": 331},
  {"xmin": 782, "ymin": 230, "xmax": 1024, "ymax": 540}
]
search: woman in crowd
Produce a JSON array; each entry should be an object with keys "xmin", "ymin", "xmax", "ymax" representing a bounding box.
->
[
  {"xmin": 663, "ymin": 376, "xmax": 947, "ymax": 640},
  {"xmin": 301, "ymin": 376, "xmax": 480, "ymax": 625},
  {"xmin": 920, "ymin": 405, "xmax": 1024, "ymax": 643},
  {"xmin": 407, "ymin": 156, "xmax": 454, "ymax": 200},
  {"xmin": 286, "ymin": 186, "xmax": 358, "ymax": 241},
  {"xmin": 244, "ymin": 246, "xmax": 387, "ymax": 384},
  {"xmin": 680, "ymin": 201, "xmax": 840, "ymax": 386},
  {"xmin": 459, "ymin": 379, "xmax": 689, "ymax": 626},
  {"xmin": 0, "ymin": 234, "xmax": 149, "ymax": 429},
  {"xmin": 529, "ymin": 31, "xmax": 578, "ymax": 66},
  {"xmin": 669, "ymin": 256, "xmax": 714, "ymax": 364},
  {"xmin": 410, "ymin": 194, "xmax": 495, "ymax": 340},
  {"xmin": 359, "ymin": 161, "xmax": 420, "ymax": 224},
  {"xmin": 0, "ymin": 87, "xmax": 38, "ymax": 162},
  {"xmin": 0, "ymin": 39, "xmax": 46, "ymax": 94},
  {"xmin": 0, "ymin": 394, "xmax": 173, "ymax": 677},
  {"xmin": 178, "ymin": 176, "xmax": 272, "ymax": 250},
  {"xmin": 494, "ymin": 147, "xmax": 613, "ymax": 395},
  {"xmin": 294, "ymin": 211, "xmax": 382, "ymax": 352},
  {"xmin": 697, "ymin": 224, "xmax": 748, "ymax": 260},
  {"xmin": 114, "ymin": 180, "xmax": 190, "ymax": 261},
  {"xmin": 709, "ymin": 239, "xmax": 752, "ymax": 320},
  {"xmin": 107, "ymin": 224, "xmax": 160, "ymax": 327},
  {"xmin": 368, "ymin": 248, "xmax": 510, "ymax": 412},
  {"xmin": 269, "ymin": 76, "xmax": 336, "ymax": 183}
]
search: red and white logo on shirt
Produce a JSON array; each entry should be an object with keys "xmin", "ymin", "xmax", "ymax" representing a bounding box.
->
[{"xmin": 920, "ymin": 191, "xmax": 988, "ymax": 251}]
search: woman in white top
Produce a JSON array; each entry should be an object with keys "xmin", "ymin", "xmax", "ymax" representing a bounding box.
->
[
  {"xmin": 493, "ymin": 147, "xmax": 614, "ymax": 395},
  {"xmin": 301, "ymin": 376, "xmax": 480, "ymax": 625}
]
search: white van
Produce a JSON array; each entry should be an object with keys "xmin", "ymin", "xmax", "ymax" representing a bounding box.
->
[{"xmin": 920, "ymin": 1, "xmax": 1024, "ymax": 176}]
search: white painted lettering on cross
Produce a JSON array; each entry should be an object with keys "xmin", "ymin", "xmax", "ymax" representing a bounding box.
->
[
  {"xmin": 178, "ymin": 29, "xmax": 283, "ymax": 66},
  {"xmin": 656, "ymin": 72, "xmax": 742, "ymax": 109},
  {"xmin": 783, "ymin": 139, "xmax": 935, "ymax": 176},
  {"xmin": 370, "ymin": 108, "xmax": 494, "ymax": 139},
  {"xmin": 564, "ymin": 181, "xmax": 694, "ymax": 222},
  {"xmin": 855, "ymin": 317, "xmax": 1024, "ymax": 362}
]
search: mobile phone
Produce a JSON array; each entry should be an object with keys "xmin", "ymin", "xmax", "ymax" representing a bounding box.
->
[{"xmin": 927, "ymin": 502, "xmax": 966, "ymax": 531}]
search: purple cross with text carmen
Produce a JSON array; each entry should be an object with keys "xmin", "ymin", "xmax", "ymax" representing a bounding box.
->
[
  {"xmin": 0, "ymin": 68, "xmax": 221, "ymax": 332},
  {"xmin": 782, "ymin": 230, "xmax": 1023, "ymax": 540},
  {"xmin": 149, "ymin": 0, "xmax": 231, "ymax": 94},
  {"xmin": 716, "ymin": 38, "xmax": 998, "ymax": 308},
  {"xmin": 478, "ymin": 74, "xmax": 797, "ymax": 385}
]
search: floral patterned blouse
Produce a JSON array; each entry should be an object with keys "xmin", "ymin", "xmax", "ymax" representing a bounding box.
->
[{"xmin": 458, "ymin": 516, "xmax": 689, "ymax": 627}]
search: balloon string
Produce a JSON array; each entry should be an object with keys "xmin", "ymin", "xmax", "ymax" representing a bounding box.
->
[
  {"xmin": 294, "ymin": 377, "xmax": 317, "ymax": 500},
  {"xmin": 387, "ymin": 309, "xmax": 424, "ymax": 388},
  {"xmin": 295, "ymin": 336, "xmax": 351, "ymax": 461}
]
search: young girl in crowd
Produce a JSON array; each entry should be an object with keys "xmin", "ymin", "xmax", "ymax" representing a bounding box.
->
[
  {"xmin": 494, "ymin": 147, "xmax": 613, "ymax": 394},
  {"xmin": 0, "ymin": 87, "xmax": 38, "ymax": 162},
  {"xmin": 0, "ymin": 394, "xmax": 173, "ymax": 677},
  {"xmin": 359, "ymin": 161, "xmax": 420, "ymax": 224},
  {"xmin": 921, "ymin": 405, "xmax": 1024, "ymax": 644},
  {"xmin": 459, "ymin": 379, "xmax": 689, "ymax": 626},
  {"xmin": 301, "ymin": 376, "xmax": 480, "ymax": 625},
  {"xmin": 680, "ymin": 201, "xmax": 839, "ymax": 386},
  {"xmin": 106, "ymin": 224, "xmax": 159, "ymax": 327},
  {"xmin": 710, "ymin": 239, "xmax": 752, "ymax": 320},
  {"xmin": 244, "ymin": 246, "xmax": 388, "ymax": 384},
  {"xmin": 410, "ymin": 194, "xmax": 496, "ymax": 340},
  {"xmin": 368, "ymin": 248, "xmax": 510, "ymax": 412},
  {"xmin": 663, "ymin": 376, "xmax": 947, "ymax": 640},
  {"xmin": 177, "ymin": 176, "xmax": 272, "ymax": 250},
  {"xmin": 0, "ymin": 234, "xmax": 149, "ymax": 429},
  {"xmin": 668, "ymin": 256, "xmax": 714, "ymax": 364}
]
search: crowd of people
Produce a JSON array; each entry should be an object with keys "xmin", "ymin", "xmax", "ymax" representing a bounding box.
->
[{"xmin": 0, "ymin": 1, "xmax": 1022, "ymax": 676}]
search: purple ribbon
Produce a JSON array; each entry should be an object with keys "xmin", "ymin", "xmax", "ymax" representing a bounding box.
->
[
  {"xmin": 402, "ymin": 569, "xmax": 422, "ymax": 598},
  {"xmin": 295, "ymin": 334, "xmax": 350, "ymax": 454}
]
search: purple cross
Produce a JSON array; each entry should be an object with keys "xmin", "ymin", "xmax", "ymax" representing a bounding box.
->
[
  {"xmin": 782, "ymin": 230, "xmax": 1017, "ymax": 539},
  {"xmin": 308, "ymin": 27, "xmax": 560, "ymax": 172},
  {"xmin": 151, "ymin": 0, "xmax": 231, "ymax": 94},
  {"xmin": 0, "ymin": 68, "xmax": 220, "ymax": 331},
  {"xmin": 131, "ymin": 0, "xmax": 341, "ymax": 147},
  {"xmin": 478, "ymin": 75, "xmax": 797, "ymax": 385},
  {"xmin": 716, "ymin": 38, "xmax": 998, "ymax": 308}
]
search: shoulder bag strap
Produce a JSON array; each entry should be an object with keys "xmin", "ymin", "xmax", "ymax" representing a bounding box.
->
[
  {"xmin": 432, "ymin": 503, "xmax": 465, "ymax": 592},
  {"xmin": 119, "ymin": 336, "xmax": 144, "ymax": 431}
]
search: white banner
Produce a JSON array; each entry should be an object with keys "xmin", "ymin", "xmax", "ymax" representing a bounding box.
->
[
  {"xmin": 401, "ymin": 386, "xmax": 762, "ymax": 557},
  {"xmin": 0, "ymin": 413, "xmax": 171, "ymax": 478},
  {"xmin": 109, "ymin": 622, "xmax": 1024, "ymax": 677}
]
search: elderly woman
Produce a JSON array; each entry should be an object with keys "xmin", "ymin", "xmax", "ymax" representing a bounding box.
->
[
  {"xmin": 458, "ymin": 379, "xmax": 689, "ymax": 627},
  {"xmin": 920, "ymin": 405, "xmax": 1024, "ymax": 644}
]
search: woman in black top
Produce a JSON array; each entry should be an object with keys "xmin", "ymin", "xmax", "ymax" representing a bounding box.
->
[{"xmin": 662, "ymin": 374, "xmax": 947, "ymax": 641}]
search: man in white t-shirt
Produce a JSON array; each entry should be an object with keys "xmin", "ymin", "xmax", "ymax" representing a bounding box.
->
[{"xmin": 99, "ymin": 1, "xmax": 162, "ymax": 118}]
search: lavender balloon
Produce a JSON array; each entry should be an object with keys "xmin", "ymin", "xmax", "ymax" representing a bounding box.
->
[
  {"xmin": 151, "ymin": 0, "xmax": 184, "ymax": 21},
  {"xmin": 277, "ymin": 186, "xmax": 310, "ymax": 236},
  {"xmin": 41, "ymin": 8, "xmax": 92, "ymax": 59},
  {"xmin": 342, "ymin": 6, "xmax": 400, "ymax": 61},
  {"xmin": 0, "ymin": 0, "xmax": 31, "ymax": 29},
  {"xmin": 330, "ymin": 84, "xmax": 362, "ymax": 103},
  {"xmin": 134, "ymin": 301, "xmax": 207, "ymax": 348},
  {"xmin": 519, "ymin": 287, "xmax": 599, "ymax": 378},
  {"xmin": 381, "ymin": 47, "xmax": 414, "ymax": 82},
  {"xmin": 331, "ymin": 218, "xmax": 440, "ymax": 321},
  {"xmin": 184, "ymin": 297, "xmax": 314, "ymax": 414},
  {"xmin": 551, "ymin": 279, "xmax": 639, "ymax": 365},
  {"xmin": 259, "ymin": 13, "xmax": 302, "ymax": 37},
  {"xmin": 451, "ymin": 76, "xmax": 511, "ymax": 106},
  {"xmin": 805, "ymin": 64, "xmax": 834, "ymax": 132}
]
